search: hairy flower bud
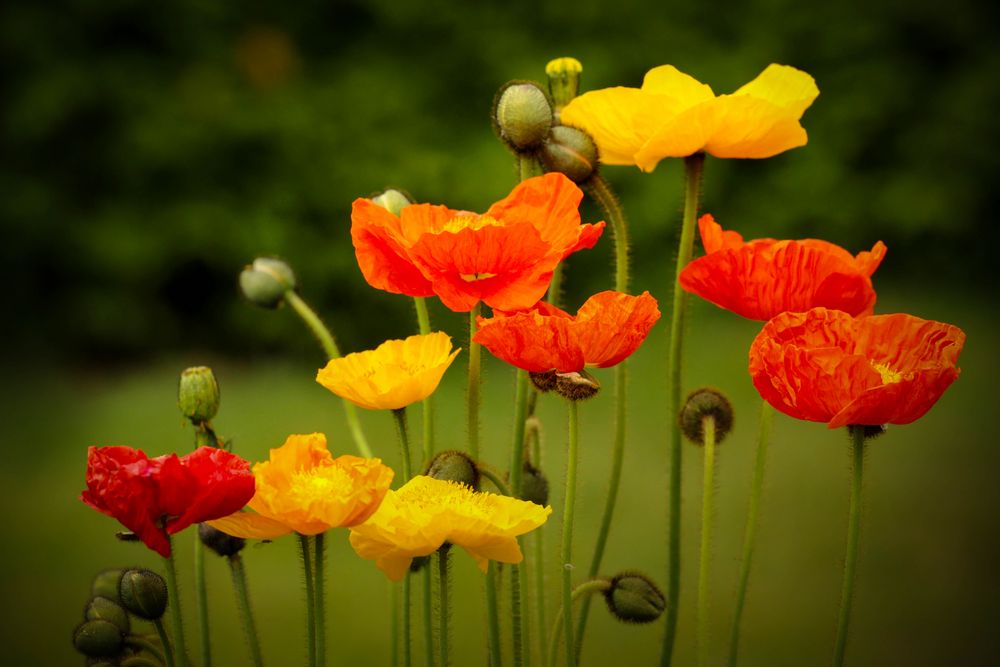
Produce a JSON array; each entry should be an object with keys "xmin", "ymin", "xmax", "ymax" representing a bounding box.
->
[
  {"xmin": 493, "ymin": 81, "xmax": 553, "ymax": 153},
  {"xmin": 118, "ymin": 568, "xmax": 168, "ymax": 620},
  {"xmin": 545, "ymin": 57, "xmax": 583, "ymax": 110},
  {"xmin": 540, "ymin": 125, "xmax": 598, "ymax": 183},
  {"xmin": 90, "ymin": 569, "xmax": 123, "ymax": 601},
  {"xmin": 603, "ymin": 571, "xmax": 666, "ymax": 624},
  {"xmin": 73, "ymin": 619, "xmax": 123, "ymax": 658},
  {"xmin": 529, "ymin": 371, "xmax": 558, "ymax": 393},
  {"xmin": 85, "ymin": 596, "xmax": 130, "ymax": 635},
  {"xmin": 371, "ymin": 189, "xmax": 414, "ymax": 217},
  {"xmin": 520, "ymin": 461, "xmax": 549, "ymax": 506},
  {"xmin": 425, "ymin": 450, "xmax": 480, "ymax": 490},
  {"xmin": 679, "ymin": 387, "xmax": 734, "ymax": 445},
  {"xmin": 198, "ymin": 523, "xmax": 246, "ymax": 557},
  {"xmin": 555, "ymin": 370, "xmax": 601, "ymax": 401},
  {"xmin": 178, "ymin": 366, "xmax": 220, "ymax": 423},
  {"xmin": 239, "ymin": 257, "xmax": 296, "ymax": 309}
]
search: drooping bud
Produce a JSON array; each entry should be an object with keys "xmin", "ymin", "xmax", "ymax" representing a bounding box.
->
[
  {"xmin": 239, "ymin": 257, "xmax": 296, "ymax": 309},
  {"xmin": 679, "ymin": 387, "xmax": 734, "ymax": 445},
  {"xmin": 198, "ymin": 523, "xmax": 246, "ymax": 558},
  {"xmin": 371, "ymin": 189, "xmax": 414, "ymax": 217},
  {"xmin": 90, "ymin": 569, "xmax": 123, "ymax": 601},
  {"xmin": 425, "ymin": 450, "xmax": 480, "ymax": 490},
  {"xmin": 520, "ymin": 461, "xmax": 549, "ymax": 506},
  {"xmin": 73, "ymin": 619, "xmax": 123, "ymax": 658},
  {"xmin": 555, "ymin": 370, "xmax": 601, "ymax": 401},
  {"xmin": 545, "ymin": 57, "xmax": 583, "ymax": 110},
  {"xmin": 540, "ymin": 126, "xmax": 598, "ymax": 184},
  {"xmin": 118, "ymin": 568, "xmax": 168, "ymax": 620},
  {"xmin": 603, "ymin": 571, "xmax": 666, "ymax": 624},
  {"xmin": 529, "ymin": 371, "xmax": 558, "ymax": 393},
  {"xmin": 85, "ymin": 596, "xmax": 130, "ymax": 635},
  {"xmin": 493, "ymin": 81, "xmax": 553, "ymax": 153},
  {"xmin": 178, "ymin": 366, "xmax": 220, "ymax": 423},
  {"xmin": 850, "ymin": 424, "xmax": 887, "ymax": 441}
]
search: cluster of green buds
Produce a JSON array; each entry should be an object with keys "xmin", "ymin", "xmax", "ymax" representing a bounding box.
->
[
  {"xmin": 491, "ymin": 57, "xmax": 599, "ymax": 184},
  {"xmin": 72, "ymin": 568, "xmax": 169, "ymax": 663}
]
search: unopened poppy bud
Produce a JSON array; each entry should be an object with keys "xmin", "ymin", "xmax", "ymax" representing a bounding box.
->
[
  {"xmin": 91, "ymin": 569, "xmax": 123, "ymax": 600},
  {"xmin": 85, "ymin": 596, "xmax": 130, "ymax": 635},
  {"xmin": 851, "ymin": 424, "xmax": 887, "ymax": 441},
  {"xmin": 73, "ymin": 619, "xmax": 123, "ymax": 658},
  {"xmin": 555, "ymin": 370, "xmax": 601, "ymax": 401},
  {"xmin": 178, "ymin": 366, "xmax": 220, "ymax": 423},
  {"xmin": 425, "ymin": 450, "xmax": 480, "ymax": 490},
  {"xmin": 545, "ymin": 57, "xmax": 583, "ymax": 110},
  {"xmin": 530, "ymin": 371, "xmax": 558, "ymax": 393},
  {"xmin": 493, "ymin": 81, "xmax": 553, "ymax": 152},
  {"xmin": 541, "ymin": 125, "xmax": 598, "ymax": 184},
  {"xmin": 679, "ymin": 387, "xmax": 734, "ymax": 445},
  {"xmin": 520, "ymin": 461, "xmax": 549, "ymax": 505},
  {"xmin": 603, "ymin": 571, "xmax": 666, "ymax": 624},
  {"xmin": 239, "ymin": 257, "xmax": 296, "ymax": 309},
  {"xmin": 198, "ymin": 523, "xmax": 246, "ymax": 557},
  {"xmin": 118, "ymin": 568, "xmax": 168, "ymax": 620},
  {"xmin": 371, "ymin": 189, "xmax": 413, "ymax": 217}
]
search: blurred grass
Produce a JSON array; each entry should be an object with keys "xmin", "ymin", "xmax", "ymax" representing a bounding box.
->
[{"xmin": 3, "ymin": 281, "xmax": 996, "ymax": 665}]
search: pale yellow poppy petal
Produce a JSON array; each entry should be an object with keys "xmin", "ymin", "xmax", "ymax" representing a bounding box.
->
[
  {"xmin": 206, "ymin": 512, "xmax": 293, "ymax": 539},
  {"xmin": 560, "ymin": 88, "xmax": 674, "ymax": 166},
  {"xmin": 633, "ymin": 100, "xmax": 721, "ymax": 170},
  {"xmin": 732, "ymin": 64, "xmax": 819, "ymax": 116},
  {"xmin": 640, "ymin": 65, "xmax": 715, "ymax": 108},
  {"xmin": 704, "ymin": 96, "xmax": 808, "ymax": 158}
]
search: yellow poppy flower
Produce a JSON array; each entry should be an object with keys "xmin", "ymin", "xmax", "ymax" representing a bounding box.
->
[
  {"xmin": 316, "ymin": 332, "xmax": 460, "ymax": 411},
  {"xmin": 348, "ymin": 475, "xmax": 552, "ymax": 581},
  {"xmin": 207, "ymin": 433, "xmax": 394, "ymax": 538},
  {"xmin": 560, "ymin": 64, "xmax": 819, "ymax": 172}
]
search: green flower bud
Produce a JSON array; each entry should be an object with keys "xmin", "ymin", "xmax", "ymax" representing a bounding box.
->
[
  {"xmin": 493, "ymin": 81, "xmax": 553, "ymax": 153},
  {"xmin": 118, "ymin": 568, "xmax": 168, "ymax": 621},
  {"xmin": 178, "ymin": 366, "xmax": 220, "ymax": 423},
  {"xmin": 529, "ymin": 371, "xmax": 558, "ymax": 393},
  {"xmin": 91, "ymin": 569, "xmax": 123, "ymax": 601},
  {"xmin": 541, "ymin": 126, "xmax": 598, "ymax": 184},
  {"xmin": 603, "ymin": 571, "xmax": 666, "ymax": 624},
  {"xmin": 520, "ymin": 461, "xmax": 549, "ymax": 506},
  {"xmin": 425, "ymin": 450, "xmax": 480, "ymax": 490},
  {"xmin": 545, "ymin": 57, "xmax": 583, "ymax": 110},
  {"xmin": 371, "ymin": 189, "xmax": 414, "ymax": 217},
  {"xmin": 85, "ymin": 596, "xmax": 130, "ymax": 635},
  {"xmin": 239, "ymin": 257, "xmax": 296, "ymax": 309},
  {"xmin": 198, "ymin": 523, "xmax": 246, "ymax": 557},
  {"xmin": 555, "ymin": 370, "xmax": 601, "ymax": 402},
  {"xmin": 73, "ymin": 619, "xmax": 123, "ymax": 658},
  {"xmin": 679, "ymin": 387, "xmax": 734, "ymax": 445}
]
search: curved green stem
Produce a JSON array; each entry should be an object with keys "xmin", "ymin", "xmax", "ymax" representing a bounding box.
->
[
  {"xmin": 834, "ymin": 426, "xmax": 866, "ymax": 667},
  {"xmin": 697, "ymin": 417, "xmax": 717, "ymax": 667},
  {"xmin": 467, "ymin": 304, "xmax": 482, "ymax": 460},
  {"xmin": 509, "ymin": 368, "xmax": 531, "ymax": 666},
  {"xmin": 528, "ymin": 413, "xmax": 548, "ymax": 665},
  {"xmin": 728, "ymin": 401, "xmax": 774, "ymax": 666},
  {"xmin": 561, "ymin": 400, "xmax": 581, "ymax": 667},
  {"xmin": 546, "ymin": 580, "xmax": 611, "ymax": 667},
  {"xmin": 163, "ymin": 538, "xmax": 189, "ymax": 667},
  {"xmin": 485, "ymin": 563, "xmax": 503, "ymax": 667},
  {"xmin": 479, "ymin": 467, "xmax": 512, "ymax": 496},
  {"xmin": 437, "ymin": 549, "xmax": 451, "ymax": 667},
  {"xmin": 661, "ymin": 152, "xmax": 705, "ymax": 667},
  {"xmin": 152, "ymin": 619, "xmax": 176, "ymax": 667},
  {"xmin": 520, "ymin": 155, "xmax": 543, "ymax": 180},
  {"xmin": 194, "ymin": 537, "xmax": 211, "ymax": 667},
  {"xmin": 286, "ymin": 289, "xmax": 372, "ymax": 458},
  {"xmin": 124, "ymin": 635, "xmax": 166, "ymax": 664},
  {"xmin": 299, "ymin": 534, "xmax": 316, "ymax": 667},
  {"xmin": 229, "ymin": 555, "xmax": 264, "ymax": 667},
  {"xmin": 314, "ymin": 533, "xmax": 326, "ymax": 667},
  {"xmin": 414, "ymin": 297, "xmax": 435, "ymax": 467},
  {"xmin": 393, "ymin": 408, "xmax": 413, "ymax": 483},
  {"xmin": 584, "ymin": 174, "xmax": 629, "ymax": 293}
]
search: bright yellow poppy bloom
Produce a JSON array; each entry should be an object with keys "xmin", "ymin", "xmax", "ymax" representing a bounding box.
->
[
  {"xmin": 207, "ymin": 433, "xmax": 394, "ymax": 538},
  {"xmin": 348, "ymin": 475, "xmax": 552, "ymax": 581},
  {"xmin": 560, "ymin": 64, "xmax": 819, "ymax": 172},
  {"xmin": 316, "ymin": 332, "xmax": 461, "ymax": 411}
]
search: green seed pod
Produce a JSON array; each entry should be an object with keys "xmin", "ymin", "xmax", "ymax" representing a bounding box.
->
[
  {"xmin": 425, "ymin": 450, "xmax": 480, "ymax": 490},
  {"xmin": 85, "ymin": 596, "xmax": 130, "ymax": 635},
  {"xmin": 545, "ymin": 57, "xmax": 583, "ymax": 110},
  {"xmin": 371, "ymin": 189, "xmax": 414, "ymax": 217},
  {"xmin": 90, "ymin": 569, "xmax": 124, "ymax": 601},
  {"xmin": 239, "ymin": 257, "xmax": 296, "ymax": 309},
  {"xmin": 540, "ymin": 125, "xmax": 598, "ymax": 184},
  {"xmin": 555, "ymin": 370, "xmax": 601, "ymax": 401},
  {"xmin": 493, "ymin": 81, "xmax": 553, "ymax": 152},
  {"xmin": 178, "ymin": 366, "xmax": 220, "ymax": 423},
  {"xmin": 679, "ymin": 387, "xmax": 734, "ymax": 445},
  {"xmin": 73, "ymin": 619, "xmax": 123, "ymax": 658},
  {"xmin": 529, "ymin": 371, "xmax": 558, "ymax": 393},
  {"xmin": 520, "ymin": 461, "xmax": 549, "ymax": 506},
  {"xmin": 603, "ymin": 571, "xmax": 666, "ymax": 624},
  {"xmin": 118, "ymin": 568, "xmax": 168, "ymax": 621},
  {"xmin": 198, "ymin": 523, "xmax": 246, "ymax": 558}
]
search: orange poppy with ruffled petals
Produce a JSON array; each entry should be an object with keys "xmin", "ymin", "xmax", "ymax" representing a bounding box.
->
[
  {"xmin": 351, "ymin": 173, "xmax": 605, "ymax": 313},
  {"xmin": 473, "ymin": 291, "xmax": 661, "ymax": 373},
  {"xmin": 749, "ymin": 308, "xmax": 964, "ymax": 428},
  {"xmin": 680, "ymin": 215, "xmax": 887, "ymax": 321}
]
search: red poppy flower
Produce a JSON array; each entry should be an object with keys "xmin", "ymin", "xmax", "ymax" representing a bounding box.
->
[
  {"xmin": 351, "ymin": 173, "xmax": 606, "ymax": 313},
  {"xmin": 749, "ymin": 308, "xmax": 965, "ymax": 428},
  {"xmin": 473, "ymin": 290, "xmax": 661, "ymax": 372},
  {"xmin": 680, "ymin": 215, "xmax": 887, "ymax": 320},
  {"xmin": 81, "ymin": 446, "xmax": 255, "ymax": 557}
]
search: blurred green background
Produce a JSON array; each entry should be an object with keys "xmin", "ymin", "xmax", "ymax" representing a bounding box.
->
[{"xmin": 2, "ymin": 0, "xmax": 998, "ymax": 664}]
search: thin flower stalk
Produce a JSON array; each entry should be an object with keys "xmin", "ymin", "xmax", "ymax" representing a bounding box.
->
[
  {"xmin": 546, "ymin": 580, "xmax": 611, "ymax": 667},
  {"xmin": 437, "ymin": 549, "xmax": 451, "ymax": 667},
  {"xmin": 393, "ymin": 408, "xmax": 414, "ymax": 667},
  {"xmin": 662, "ymin": 151, "xmax": 705, "ymax": 667},
  {"xmin": 194, "ymin": 535, "xmax": 211, "ymax": 667},
  {"xmin": 529, "ymin": 415, "xmax": 548, "ymax": 665},
  {"xmin": 314, "ymin": 533, "xmax": 326, "ymax": 667},
  {"xmin": 697, "ymin": 417, "xmax": 718, "ymax": 667},
  {"xmin": 413, "ymin": 296, "xmax": 435, "ymax": 467},
  {"xmin": 561, "ymin": 400, "xmax": 581, "ymax": 667},
  {"xmin": 152, "ymin": 617, "xmax": 177, "ymax": 667},
  {"xmin": 163, "ymin": 538, "xmax": 190, "ymax": 667},
  {"xmin": 485, "ymin": 563, "xmax": 503, "ymax": 667},
  {"xmin": 468, "ymin": 305, "xmax": 483, "ymax": 460},
  {"xmin": 229, "ymin": 554, "xmax": 264, "ymax": 667},
  {"xmin": 509, "ymin": 368, "xmax": 531, "ymax": 667},
  {"xmin": 299, "ymin": 534, "xmax": 317, "ymax": 667},
  {"xmin": 834, "ymin": 426, "xmax": 866, "ymax": 667}
]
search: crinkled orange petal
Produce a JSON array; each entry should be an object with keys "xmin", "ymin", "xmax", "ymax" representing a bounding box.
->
[
  {"xmin": 351, "ymin": 199, "xmax": 435, "ymax": 297},
  {"xmin": 572, "ymin": 291, "xmax": 662, "ymax": 368},
  {"xmin": 698, "ymin": 214, "xmax": 744, "ymax": 253},
  {"xmin": 206, "ymin": 512, "xmax": 293, "ymax": 540},
  {"xmin": 474, "ymin": 308, "xmax": 582, "ymax": 372}
]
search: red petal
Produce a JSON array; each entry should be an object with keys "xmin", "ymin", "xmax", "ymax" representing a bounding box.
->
[
  {"xmin": 351, "ymin": 199, "xmax": 435, "ymax": 297},
  {"xmin": 474, "ymin": 310, "xmax": 583, "ymax": 372},
  {"xmin": 167, "ymin": 448, "xmax": 256, "ymax": 534},
  {"xmin": 572, "ymin": 291, "xmax": 661, "ymax": 367}
]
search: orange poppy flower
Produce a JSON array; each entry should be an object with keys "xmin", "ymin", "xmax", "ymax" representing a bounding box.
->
[
  {"xmin": 680, "ymin": 215, "xmax": 887, "ymax": 321},
  {"xmin": 749, "ymin": 308, "xmax": 964, "ymax": 428},
  {"xmin": 472, "ymin": 290, "xmax": 661, "ymax": 373},
  {"xmin": 351, "ymin": 173, "xmax": 605, "ymax": 313}
]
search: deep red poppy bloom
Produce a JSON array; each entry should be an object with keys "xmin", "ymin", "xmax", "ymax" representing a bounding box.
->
[
  {"xmin": 749, "ymin": 308, "xmax": 964, "ymax": 428},
  {"xmin": 351, "ymin": 173, "xmax": 606, "ymax": 313},
  {"xmin": 680, "ymin": 214, "xmax": 887, "ymax": 320},
  {"xmin": 82, "ymin": 446, "xmax": 255, "ymax": 557},
  {"xmin": 473, "ymin": 290, "xmax": 661, "ymax": 372}
]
